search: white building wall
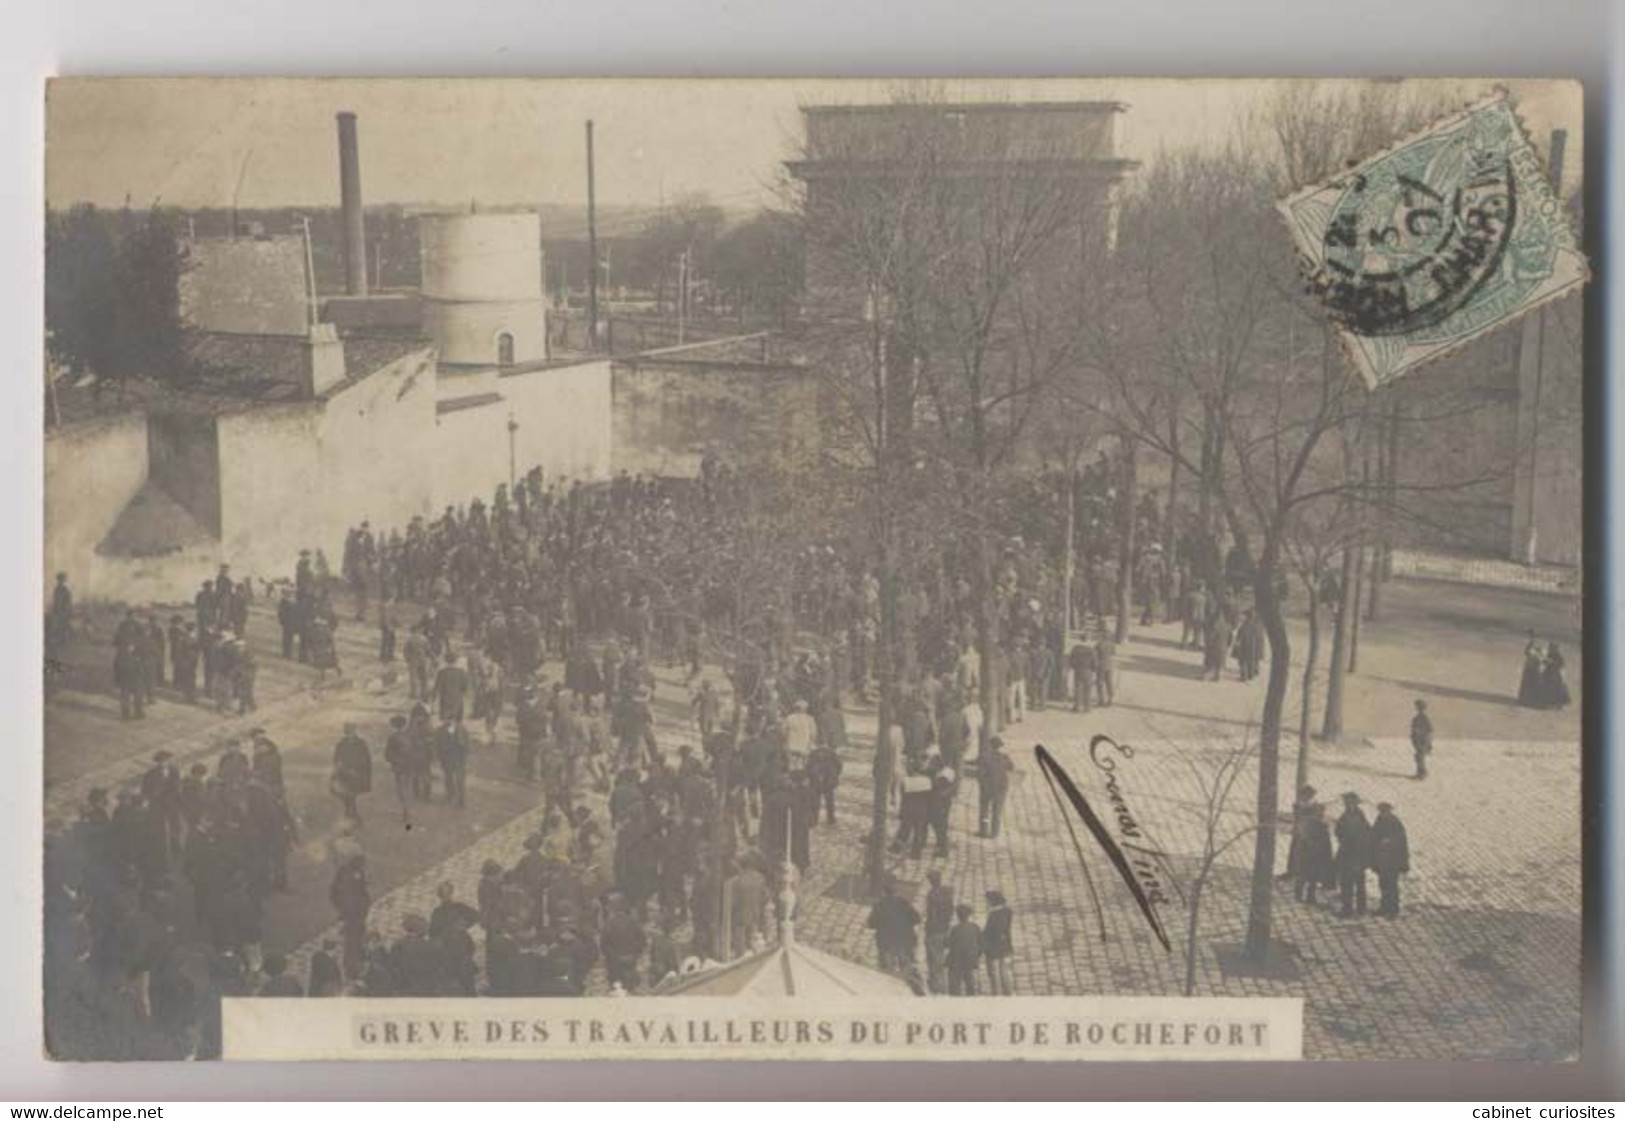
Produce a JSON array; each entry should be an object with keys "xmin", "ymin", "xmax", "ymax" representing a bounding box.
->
[
  {"xmin": 44, "ymin": 413, "xmax": 157, "ymax": 601},
  {"xmin": 433, "ymin": 358, "xmax": 613, "ymax": 508}
]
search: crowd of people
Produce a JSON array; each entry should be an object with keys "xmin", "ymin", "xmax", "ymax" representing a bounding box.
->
[
  {"xmin": 1284, "ymin": 785, "xmax": 1412, "ymax": 920},
  {"xmin": 49, "ymin": 440, "xmax": 1571, "ymax": 1056}
]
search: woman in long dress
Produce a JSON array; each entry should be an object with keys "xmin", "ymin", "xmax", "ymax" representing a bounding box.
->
[
  {"xmin": 1541, "ymin": 643, "xmax": 1572, "ymax": 710},
  {"xmin": 1518, "ymin": 633, "xmax": 1545, "ymax": 706}
]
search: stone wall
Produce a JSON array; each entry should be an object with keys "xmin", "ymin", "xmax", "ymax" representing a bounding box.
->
[{"xmin": 611, "ymin": 355, "xmax": 819, "ymax": 478}]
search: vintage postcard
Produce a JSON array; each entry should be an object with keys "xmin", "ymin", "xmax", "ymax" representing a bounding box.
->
[{"xmin": 41, "ymin": 77, "xmax": 1584, "ymax": 1062}]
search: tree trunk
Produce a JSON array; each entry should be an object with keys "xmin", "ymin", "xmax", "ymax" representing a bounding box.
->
[
  {"xmin": 1294, "ymin": 587, "xmax": 1321, "ymax": 796},
  {"xmin": 1243, "ymin": 554, "xmax": 1290, "ymax": 962},
  {"xmin": 1367, "ymin": 398, "xmax": 1387, "ymax": 622},
  {"xmin": 1115, "ymin": 437, "xmax": 1138, "ymax": 644},
  {"xmin": 1320, "ymin": 542, "xmax": 1357, "ymax": 741},
  {"xmin": 1347, "ymin": 544, "xmax": 1366, "ymax": 674},
  {"xmin": 1184, "ymin": 871, "xmax": 1207, "ymax": 996},
  {"xmin": 868, "ymin": 516, "xmax": 899, "ymax": 894},
  {"xmin": 1063, "ymin": 465, "xmax": 1077, "ymax": 633}
]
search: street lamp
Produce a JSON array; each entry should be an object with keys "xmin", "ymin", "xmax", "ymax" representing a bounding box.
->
[{"xmin": 507, "ymin": 415, "xmax": 520, "ymax": 489}]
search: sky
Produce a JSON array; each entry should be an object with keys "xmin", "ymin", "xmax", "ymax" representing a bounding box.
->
[{"xmin": 45, "ymin": 77, "xmax": 1583, "ymax": 230}]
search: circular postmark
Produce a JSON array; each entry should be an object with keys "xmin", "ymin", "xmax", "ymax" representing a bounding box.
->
[{"xmin": 1305, "ymin": 116, "xmax": 1519, "ymax": 338}]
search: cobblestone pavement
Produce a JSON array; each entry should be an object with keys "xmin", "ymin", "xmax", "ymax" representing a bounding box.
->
[
  {"xmin": 286, "ymin": 650, "xmax": 1581, "ymax": 1062},
  {"xmin": 50, "ymin": 581, "xmax": 1582, "ymax": 1061}
]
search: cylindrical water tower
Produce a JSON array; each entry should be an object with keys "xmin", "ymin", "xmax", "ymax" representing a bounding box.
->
[{"xmin": 418, "ymin": 211, "xmax": 547, "ymax": 366}]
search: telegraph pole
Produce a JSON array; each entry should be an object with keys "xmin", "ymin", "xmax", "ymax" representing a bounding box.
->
[{"xmin": 585, "ymin": 120, "xmax": 600, "ymax": 351}]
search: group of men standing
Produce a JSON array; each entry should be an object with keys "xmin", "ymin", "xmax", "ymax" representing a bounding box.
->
[
  {"xmin": 109, "ymin": 564, "xmax": 260, "ymax": 721},
  {"xmin": 1286, "ymin": 784, "xmax": 1412, "ymax": 919}
]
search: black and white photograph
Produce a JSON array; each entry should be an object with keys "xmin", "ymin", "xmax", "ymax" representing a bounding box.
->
[{"xmin": 38, "ymin": 76, "xmax": 1586, "ymax": 1064}]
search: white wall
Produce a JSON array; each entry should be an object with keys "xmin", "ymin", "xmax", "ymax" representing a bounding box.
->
[
  {"xmin": 44, "ymin": 413, "xmax": 154, "ymax": 601},
  {"xmin": 433, "ymin": 358, "xmax": 613, "ymax": 508}
]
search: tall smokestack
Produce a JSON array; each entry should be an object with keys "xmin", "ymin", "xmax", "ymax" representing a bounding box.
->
[{"xmin": 336, "ymin": 111, "xmax": 368, "ymax": 297}]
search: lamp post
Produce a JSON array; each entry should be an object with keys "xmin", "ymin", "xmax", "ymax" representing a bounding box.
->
[{"xmin": 507, "ymin": 415, "xmax": 520, "ymax": 489}]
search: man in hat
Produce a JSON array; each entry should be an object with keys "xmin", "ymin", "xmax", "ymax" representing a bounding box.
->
[
  {"xmin": 946, "ymin": 903, "xmax": 983, "ymax": 996},
  {"xmin": 1371, "ymin": 802, "xmax": 1411, "ymax": 918},
  {"xmin": 866, "ymin": 877, "xmax": 920, "ymax": 976},
  {"xmin": 140, "ymin": 750, "xmax": 182, "ymax": 863},
  {"xmin": 390, "ymin": 913, "xmax": 444, "ymax": 997},
  {"xmin": 1410, "ymin": 699, "xmax": 1434, "ymax": 780},
  {"xmin": 329, "ymin": 853, "xmax": 370, "ymax": 975},
  {"xmin": 436, "ymin": 716, "xmax": 470, "ymax": 809},
  {"xmin": 922, "ymin": 869, "xmax": 955, "ymax": 994},
  {"xmin": 1334, "ymin": 792, "xmax": 1373, "ymax": 919},
  {"xmin": 331, "ymin": 723, "xmax": 373, "ymax": 823},
  {"xmin": 1068, "ymin": 640, "xmax": 1096, "ymax": 713},
  {"xmin": 383, "ymin": 715, "xmax": 415, "ymax": 825},
  {"xmin": 435, "ymin": 651, "xmax": 470, "ymax": 723},
  {"xmin": 978, "ymin": 736, "xmax": 1015, "ymax": 840},
  {"xmin": 194, "ymin": 580, "xmax": 217, "ymax": 635},
  {"xmin": 112, "ymin": 614, "xmax": 145, "ymax": 720},
  {"xmin": 169, "ymin": 616, "xmax": 198, "ymax": 703},
  {"xmin": 783, "ymin": 698, "xmax": 818, "ymax": 771},
  {"xmin": 49, "ymin": 572, "xmax": 73, "ymax": 642},
  {"xmin": 982, "ymin": 889, "xmax": 1015, "ymax": 996},
  {"xmin": 277, "ymin": 589, "xmax": 300, "ymax": 661}
]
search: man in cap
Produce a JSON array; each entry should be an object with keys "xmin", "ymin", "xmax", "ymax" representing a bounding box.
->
[
  {"xmin": 434, "ymin": 650, "xmax": 470, "ymax": 723},
  {"xmin": 1371, "ymin": 802, "xmax": 1411, "ymax": 918},
  {"xmin": 328, "ymin": 853, "xmax": 370, "ymax": 975},
  {"xmin": 277, "ymin": 589, "xmax": 300, "ymax": 660},
  {"xmin": 436, "ymin": 716, "xmax": 470, "ymax": 809},
  {"xmin": 978, "ymin": 736, "xmax": 1015, "ymax": 840},
  {"xmin": 866, "ymin": 876, "xmax": 920, "ymax": 976},
  {"xmin": 1334, "ymin": 792, "xmax": 1373, "ymax": 919},
  {"xmin": 946, "ymin": 903, "xmax": 984, "ymax": 995},
  {"xmin": 1410, "ymin": 699, "xmax": 1434, "ymax": 780},
  {"xmin": 982, "ymin": 889, "xmax": 1015, "ymax": 995},
  {"xmin": 922, "ymin": 869, "xmax": 955, "ymax": 994},
  {"xmin": 331, "ymin": 723, "xmax": 373, "ymax": 824},
  {"xmin": 383, "ymin": 715, "xmax": 415, "ymax": 825}
]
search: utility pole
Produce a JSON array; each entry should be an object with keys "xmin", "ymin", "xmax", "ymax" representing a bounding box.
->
[
  {"xmin": 677, "ymin": 248, "xmax": 689, "ymax": 345},
  {"xmin": 1519, "ymin": 127, "xmax": 1567, "ymax": 566},
  {"xmin": 585, "ymin": 120, "xmax": 600, "ymax": 351},
  {"xmin": 300, "ymin": 216, "xmax": 318, "ymax": 328}
]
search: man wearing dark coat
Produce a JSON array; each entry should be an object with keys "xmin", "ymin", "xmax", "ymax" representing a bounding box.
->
[
  {"xmin": 171, "ymin": 621, "xmax": 199, "ymax": 703},
  {"xmin": 436, "ymin": 718, "xmax": 470, "ymax": 809},
  {"xmin": 978, "ymin": 737, "xmax": 1015, "ymax": 840},
  {"xmin": 331, "ymin": 723, "xmax": 373, "ymax": 823},
  {"xmin": 1334, "ymin": 792, "xmax": 1373, "ymax": 918},
  {"xmin": 194, "ymin": 581, "xmax": 216, "ymax": 635},
  {"xmin": 1409, "ymin": 699, "xmax": 1434, "ymax": 779},
  {"xmin": 277, "ymin": 591, "xmax": 300, "ymax": 660},
  {"xmin": 867, "ymin": 879, "xmax": 920, "ymax": 976},
  {"xmin": 389, "ymin": 914, "xmax": 445, "ymax": 997},
  {"xmin": 946, "ymin": 903, "xmax": 983, "ymax": 996},
  {"xmin": 982, "ymin": 890, "xmax": 1015, "ymax": 995},
  {"xmin": 1292, "ymin": 802, "xmax": 1335, "ymax": 904},
  {"xmin": 923, "ymin": 870, "xmax": 955, "ymax": 994},
  {"xmin": 806, "ymin": 743, "xmax": 843, "ymax": 825},
  {"xmin": 1371, "ymin": 802, "xmax": 1411, "ymax": 918}
]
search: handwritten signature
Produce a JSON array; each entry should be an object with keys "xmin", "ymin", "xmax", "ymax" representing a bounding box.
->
[{"xmin": 1034, "ymin": 737, "xmax": 1176, "ymax": 951}]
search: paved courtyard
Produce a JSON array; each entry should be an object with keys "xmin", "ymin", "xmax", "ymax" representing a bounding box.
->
[{"xmin": 44, "ymin": 578, "xmax": 1582, "ymax": 1061}]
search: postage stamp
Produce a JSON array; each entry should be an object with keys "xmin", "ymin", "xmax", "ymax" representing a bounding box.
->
[{"xmin": 1278, "ymin": 94, "xmax": 1588, "ymax": 390}]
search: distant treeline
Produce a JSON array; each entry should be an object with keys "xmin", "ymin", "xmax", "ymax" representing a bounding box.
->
[{"xmin": 59, "ymin": 198, "xmax": 807, "ymax": 327}]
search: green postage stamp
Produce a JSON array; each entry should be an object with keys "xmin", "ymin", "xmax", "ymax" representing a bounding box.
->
[{"xmin": 1279, "ymin": 94, "xmax": 1588, "ymax": 390}]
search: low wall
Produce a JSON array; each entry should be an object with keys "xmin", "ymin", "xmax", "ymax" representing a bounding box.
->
[{"xmin": 43, "ymin": 413, "xmax": 150, "ymax": 602}]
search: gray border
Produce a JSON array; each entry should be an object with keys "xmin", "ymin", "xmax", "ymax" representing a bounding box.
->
[{"xmin": 5, "ymin": 0, "xmax": 1619, "ymax": 1099}]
